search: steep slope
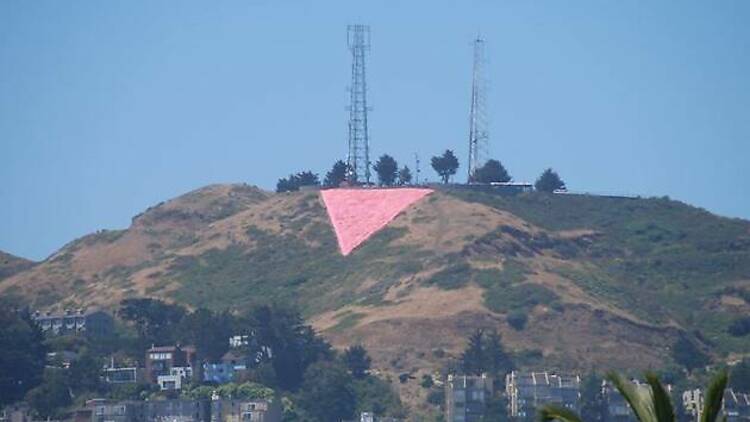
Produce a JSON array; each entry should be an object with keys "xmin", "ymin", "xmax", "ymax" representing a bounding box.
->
[
  {"xmin": 2, "ymin": 184, "xmax": 749, "ymax": 391},
  {"xmin": 0, "ymin": 251, "xmax": 35, "ymax": 280}
]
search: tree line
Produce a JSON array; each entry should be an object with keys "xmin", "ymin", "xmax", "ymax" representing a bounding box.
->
[
  {"xmin": 0, "ymin": 300, "xmax": 403, "ymax": 421},
  {"xmin": 276, "ymin": 150, "xmax": 566, "ymax": 193}
]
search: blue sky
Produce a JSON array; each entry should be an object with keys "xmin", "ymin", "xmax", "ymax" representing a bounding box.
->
[{"xmin": 1, "ymin": 1, "xmax": 749, "ymax": 260}]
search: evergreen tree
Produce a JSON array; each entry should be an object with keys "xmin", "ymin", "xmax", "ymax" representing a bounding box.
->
[
  {"xmin": 672, "ymin": 336, "xmax": 709, "ymax": 372},
  {"xmin": 535, "ymin": 168, "xmax": 566, "ymax": 193},
  {"xmin": 431, "ymin": 150, "xmax": 460, "ymax": 183},
  {"xmin": 484, "ymin": 329, "xmax": 513, "ymax": 379},
  {"xmin": 276, "ymin": 171, "xmax": 321, "ymax": 192},
  {"xmin": 324, "ymin": 160, "xmax": 349, "ymax": 187},
  {"xmin": 461, "ymin": 329, "xmax": 486, "ymax": 376},
  {"xmin": 473, "ymin": 159, "xmax": 511, "ymax": 183},
  {"xmin": 343, "ymin": 345, "xmax": 372, "ymax": 379},
  {"xmin": 0, "ymin": 306, "xmax": 47, "ymax": 406},
  {"xmin": 297, "ymin": 361, "xmax": 357, "ymax": 422},
  {"xmin": 398, "ymin": 166, "xmax": 413, "ymax": 185},
  {"xmin": 374, "ymin": 154, "xmax": 399, "ymax": 186}
]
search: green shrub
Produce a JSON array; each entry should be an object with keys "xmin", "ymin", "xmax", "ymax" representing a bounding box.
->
[
  {"xmin": 483, "ymin": 282, "xmax": 559, "ymax": 314},
  {"xmin": 507, "ymin": 311, "xmax": 528, "ymax": 330},
  {"xmin": 426, "ymin": 263, "xmax": 473, "ymax": 290}
]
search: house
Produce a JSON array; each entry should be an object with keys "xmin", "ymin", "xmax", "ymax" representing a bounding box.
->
[
  {"xmin": 210, "ymin": 399, "xmax": 281, "ymax": 422},
  {"xmin": 103, "ymin": 366, "xmax": 141, "ymax": 384},
  {"xmin": 89, "ymin": 400, "xmax": 210, "ymax": 422},
  {"xmin": 445, "ymin": 374, "xmax": 494, "ymax": 422},
  {"xmin": 158, "ymin": 366, "xmax": 193, "ymax": 391},
  {"xmin": 90, "ymin": 401, "xmax": 143, "ymax": 422},
  {"xmin": 687, "ymin": 388, "xmax": 750, "ymax": 422},
  {"xmin": 506, "ymin": 371, "xmax": 581, "ymax": 419},
  {"xmin": 33, "ymin": 309, "xmax": 113, "ymax": 337},
  {"xmin": 145, "ymin": 345, "xmax": 197, "ymax": 384},
  {"xmin": 724, "ymin": 389, "xmax": 750, "ymax": 422},
  {"xmin": 203, "ymin": 350, "xmax": 254, "ymax": 384},
  {"xmin": 144, "ymin": 400, "xmax": 210, "ymax": 422},
  {"xmin": 0, "ymin": 403, "xmax": 33, "ymax": 422}
]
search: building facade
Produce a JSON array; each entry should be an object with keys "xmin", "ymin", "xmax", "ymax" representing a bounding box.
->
[
  {"xmin": 445, "ymin": 374, "xmax": 494, "ymax": 422},
  {"xmin": 506, "ymin": 371, "xmax": 581, "ymax": 420},
  {"xmin": 33, "ymin": 309, "xmax": 113, "ymax": 337}
]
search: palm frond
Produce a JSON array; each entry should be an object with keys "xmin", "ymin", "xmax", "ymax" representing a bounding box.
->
[
  {"xmin": 607, "ymin": 371, "xmax": 655, "ymax": 422},
  {"xmin": 701, "ymin": 368, "xmax": 729, "ymax": 422},
  {"xmin": 538, "ymin": 403, "xmax": 584, "ymax": 422},
  {"xmin": 644, "ymin": 371, "xmax": 675, "ymax": 422}
]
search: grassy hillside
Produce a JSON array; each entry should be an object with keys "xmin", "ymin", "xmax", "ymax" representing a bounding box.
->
[
  {"xmin": 0, "ymin": 251, "xmax": 35, "ymax": 280},
  {"xmin": 2, "ymin": 183, "xmax": 749, "ymax": 402}
]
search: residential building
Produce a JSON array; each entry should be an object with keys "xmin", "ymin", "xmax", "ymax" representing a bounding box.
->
[
  {"xmin": 210, "ymin": 399, "xmax": 282, "ymax": 422},
  {"xmin": 506, "ymin": 371, "xmax": 581, "ymax": 420},
  {"xmin": 32, "ymin": 309, "xmax": 113, "ymax": 337},
  {"xmin": 158, "ymin": 366, "xmax": 193, "ymax": 391},
  {"xmin": 445, "ymin": 374, "xmax": 494, "ymax": 422},
  {"xmin": 89, "ymin": 400, "xmax": 210, "ymax": 422},
  {"xmin": 0, "ymin": 404, "xmax": 33, "ymax": 422},
  {"xmin": 145, "ymin": 345, "xmax": 196, "ymax": 384},
  {"xmin": 103, "ymin": 367, "xmax": 141, "ymax": 384},
  {"xmin": 724, "ymin": 389, "xmax": 750, "ymax": 422},
  {"xmin": 90, "ymin": 401, "xmax": 144, "ymax": 422},
  {"xmin": 144, "ymin": 400, "xmax": 210, "ymax": 422},
  {"xmin": 683, "ymin": 388, "xmax": 703, "ymax": 421}
]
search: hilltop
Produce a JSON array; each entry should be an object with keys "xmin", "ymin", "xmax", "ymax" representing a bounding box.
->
[
  {"xmin": 0, "ymin": 251, "xmax": 35, "ymax": 281},
  {"xmin": 2, "ymin": 183, "xmax": 749, "ymax": 406}
]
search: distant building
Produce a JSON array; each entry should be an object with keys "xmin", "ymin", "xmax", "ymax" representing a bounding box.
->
[
  {"xmin": 685, "ymin": 388, "xmax": 750, "ymax": 422},
  {"xmin": 145, "ymin": 345, "xmax": 197, "ymax": 384},
  {"xmin": 724, "ymin": 389, "xmax": 750, "ymax": 422},
  {"xmin": 89, "ymin": 400, "xmax": 210, "ymax": 422},
  {"xmin": 506, "ymin": 371, "xmax": 581, "ymax": 419},
  {"xmin": 0, "ymin": 403, "xmax": 33, "ymax": 422},
  {"xmin": 210, "ymin": 399, "xmax": 281, "ymax": 422},
  {"xmin": 158, "ymin": 366, "xmax": 193, "ymax": 391},
  {"xmin": 103, "ymin": 366, "xmax": 141, "ymax": 384},
  {"xmin": 445, "ymin": 374, "xmax": 494, "ymax": 422},
  {"xmin": 32, "ymin": 309, "xmax": 113, "ymax": 337}
]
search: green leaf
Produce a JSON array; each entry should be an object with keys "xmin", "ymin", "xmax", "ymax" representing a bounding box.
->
[
  {"xmin": 701, "ymin": 369, "xmax": 729, "ymax": 422},
  {"xmin": 537, "ymin": 403, "xmax": 584, "ymax": 422}
]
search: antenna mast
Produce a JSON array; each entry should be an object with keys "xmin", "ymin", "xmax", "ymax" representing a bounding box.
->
[
  {"xmin": 467, "ymin": 36, "xmax": 489, "ymax": 182},
  {"xmin": 347, "ymin": 25, "xmax": 372, "ymax": 185}
]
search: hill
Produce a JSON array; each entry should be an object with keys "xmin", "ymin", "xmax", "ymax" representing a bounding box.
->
[
  {"xmin": 2, "ymin": 183, "xmax": 749, "ymax": 406},
  {"xmin": 0, "ymin": 250, "xmax": 35, "ymax": 280}
]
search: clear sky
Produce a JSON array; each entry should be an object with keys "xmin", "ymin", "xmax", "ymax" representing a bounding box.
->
[{"xmin": 1, "ymin": 1, "xmax": 749, "ymax": 260}]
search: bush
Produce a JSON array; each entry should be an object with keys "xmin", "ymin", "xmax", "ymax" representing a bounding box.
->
[
  {"xmin": 427, "ymin": 389, "xmax": 445, "ymax": 406},
  {"xmin": 426, "ymin": 263, "xmax": 473, "ymax": 290},
  {"xmin": 728, "ymin": 317, "xmax": 750, "ymax": 337},
  {"xmin": 507, "ymin": 310, "xmax": 528, "ymax": 331},
  {"xmin": 484, "ymin": 282, "xmax": 559, "ymax": 314}
]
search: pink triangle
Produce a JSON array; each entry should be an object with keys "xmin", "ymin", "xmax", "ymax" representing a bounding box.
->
[{"xmin": 321, "ymin": 188, "xmax": 434, "ymax": 255}]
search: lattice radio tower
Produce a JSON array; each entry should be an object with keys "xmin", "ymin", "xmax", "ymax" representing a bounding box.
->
[
  {"xmin": 346, "ymin": 25, "xmax": 372, "ymax": 185},
  {"xmin": 467, "ymin": 36, "xmax": 489, "ymax": 182}
]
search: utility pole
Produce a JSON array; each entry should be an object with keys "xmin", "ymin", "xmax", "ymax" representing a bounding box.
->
[
  {"xmin": 346, "ymin": 25, "xmax": 372, "ymax": 185},
  {"xmin": 467, "ymin": 36, "xmax": 489, "ymax": 182}
]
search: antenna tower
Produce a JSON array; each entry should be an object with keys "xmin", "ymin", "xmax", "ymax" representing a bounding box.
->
[
  {"xmin": 467, "ymin": 36, "xmax": 489, "ymax": 182},
  {"xmin": 347, "ymin": 25, "xmax": 372, "ymax": 185}
]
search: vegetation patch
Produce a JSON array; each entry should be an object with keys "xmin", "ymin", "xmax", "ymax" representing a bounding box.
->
[
  {"xmin": 483, "ymin": 282, "xmax": 559, "ymax": 314},
  {"xmin": 424, "ymin": 263, "xmax": 473, "ymax": 289}
]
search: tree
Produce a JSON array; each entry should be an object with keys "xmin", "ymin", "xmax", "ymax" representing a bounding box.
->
[
  {"xmin": 25, "ymin": 369, "xmax": 71, "ymax": 420},
  {"xmin": 728, "ymin": 316, "xmax": 750, "ymax": 337},
  {"xmin": 535, "ymin": 168, "xmax": 566, "ymax": 193},
  {"xmin": 672, "ymin": 336, "xmax": 709, "ymax": 372},
  {"xmin": 374, "ymin": 154, "xmax": 399, "ymax": 186},
  {"xmin": 118, "ymin": 298, "xmax": 185, "ymax": 353},
  {"xmin": 296, "ymin": 361, "xmax": 357, "ymax": 422},
  {"xmin": 243, "ymin": 304, "xmax": 333, "ymax": 391},
  {"xmin": 179, "ymin": 308, "xmax": 232, "ymax": 362},
  {"xmin": 472, "ymin": 159, "xmax": 511, "ymax": 183},
  {"xmin": 539, "ymin": 369, "xmax": 729, "ymax": 422},
  {"xmin": 483, "ymin": 329, "xmax": 513, "ymax": 379},
  {"xmin": 507, "ymin": 310, "xmax": 528, "ymax": 331},
  {"xmin": 353, "ymin": 376, "xmax": 406, "ymax": 418},
  {"xmin": 0, "ymin": 306, "xmax": 47, "ymax": 406},
  {"xmin": 398, "ymin": 166, "xmax": 413, "ymax": 185},
  {"xmin": 324, "ymin": 160, "xmax": 349, "ymax": 188},
  {"xmin": 343, "ymin": 345, "xmax": 372, "ymax": 379},
  {"xmin": 68, "ymin": 350, "xmax": 103, "ymax": 394},
  {"xmin": 461, "ymin": 329, "xmax": 486, "ymax": 376},
  {"xmin": 431, "ymin": 150, "xmax": 459, "ymax": 183},
  {"xmin": 276, "ymin": 171, "xmax": 321, "ymax": 193}
]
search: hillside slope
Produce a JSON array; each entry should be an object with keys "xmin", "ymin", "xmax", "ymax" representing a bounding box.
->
[
  {"xmin": 0, "ymin": 251, "xmax": 35, "ymax": 280},
  {"xmin": 2, "ymin": 184, "xmax": 749, "ymax": 390}
]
